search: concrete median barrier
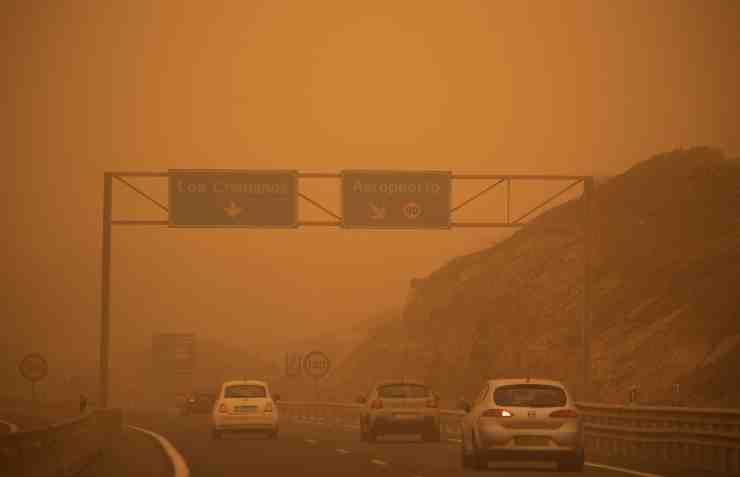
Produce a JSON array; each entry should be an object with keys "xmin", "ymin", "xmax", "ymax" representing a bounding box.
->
[{"xmin": 0, "ymin": 408, "xmax": 123, "ymax": 477}]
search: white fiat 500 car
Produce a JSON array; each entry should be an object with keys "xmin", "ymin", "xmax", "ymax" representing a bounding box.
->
[
  {"xmin": 212, "ymin": 380, "xmax": 279, "ymax": 439},
  {"xmin": 459, "ymin": 378, "xmax": 584, "ymax": 471}
]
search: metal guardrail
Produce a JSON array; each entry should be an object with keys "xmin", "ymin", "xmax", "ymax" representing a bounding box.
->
[
  {"xmin": 0, "ymin": 408, "xmax": 122, "ymax": 477},
  {"xmin": 278, "ymin": 401, "xmax": 740, "ymax": 474},
  {"xmin": 576, "ymin": 402, "xmax": 740, "ymax": 474}
]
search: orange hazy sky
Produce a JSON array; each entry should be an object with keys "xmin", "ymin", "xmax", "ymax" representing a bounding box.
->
[{"xmin": 4, "ymin": 1, "xmax": 739, "ymax": 384}]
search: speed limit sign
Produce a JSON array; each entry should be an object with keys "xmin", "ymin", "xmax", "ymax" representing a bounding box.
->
[
  {"xmin": 302, "ymin": 351, "xmax": 331, "ymax": 379},
  {"xmin": 19, "ymin": 353, "xmax": 48, "ymax": 383},
  {"xmin": 402, "ymin": 201, "xmax": 422, "ymax": 220}
]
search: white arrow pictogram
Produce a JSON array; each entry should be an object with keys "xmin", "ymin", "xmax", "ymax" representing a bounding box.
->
[
  {"xmin": 224, "ymin": 201, "xmax": 243, "ymax": 218},
  {"xmin": 369, "ymin": 203, "xmax": 386, "ymax": 220}
]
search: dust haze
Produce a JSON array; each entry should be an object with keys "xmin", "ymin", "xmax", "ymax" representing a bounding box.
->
[{"xmin": 4, "ymin": 1, "xmax": 739, "ymax": 404}]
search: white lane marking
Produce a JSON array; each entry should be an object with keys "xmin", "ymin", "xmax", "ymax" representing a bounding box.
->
[
  {"xmin": 336, "ymin": 448, "xmax": 350, "ymax": 454},
  {"xmin": 128, "ymin": 425, "xmax": 190, "ymax": 477},
  {"xmin": 371, "ymin": 459, "xmax": 389, "ymax": 466},
  {"xmin": 305, "ymin": 439, "xmax": 318, "ymax": 444},
  {"xmin": 0, "ymin": 419, "xmax": 19, "ymax": 433},
  {"xmin": 586, "ymin": 462, "xmax": 665, "ymax": 477}
]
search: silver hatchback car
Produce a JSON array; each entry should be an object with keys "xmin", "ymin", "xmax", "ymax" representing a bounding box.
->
[
  {"xmin": 357, "ymin": 380, "xmax": 441, "ymax": 442},
  {"xmin": 459, "ymin": 378, "xmax": 584, "ymax": 471}
]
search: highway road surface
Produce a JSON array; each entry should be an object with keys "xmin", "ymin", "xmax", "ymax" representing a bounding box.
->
[
  {"xmin": 121, "ymin": 411, "xmax": 692, "ymax": 477},
  {"xmin": 0, "ymin": 418, "xmax": 19, "ymax": 435}
]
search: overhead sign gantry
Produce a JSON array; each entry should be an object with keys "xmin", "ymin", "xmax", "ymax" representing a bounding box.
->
[{"xmin": 98, "ymin": 169, "xmax": 594, "ymax": 407}]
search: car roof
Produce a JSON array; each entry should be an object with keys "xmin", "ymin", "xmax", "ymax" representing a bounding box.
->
[
  {"xmin": 373, "ymin": 379, "xmax": 428, "ymax": 388},
  {"xmin": 486, "ymin": 378, "xmax": 567, "ymax": 388},
  {"xmin": 221, "ymin": 380, "xmax": 268, "ymax": 387}
]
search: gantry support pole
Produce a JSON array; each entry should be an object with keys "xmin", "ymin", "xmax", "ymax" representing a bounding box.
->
[
  {"xmin": 99, "ymin": 173, "xmax": 112, "ymax": 408},
  {"xmin": 582, "ymin": 177, "xmax": 594, "ymax": 400}
]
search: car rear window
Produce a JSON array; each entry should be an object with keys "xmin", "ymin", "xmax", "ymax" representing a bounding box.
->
[
  {"xmin": 493, "ymin": 384, "xmax": 567, "ymax": 407},
  {"xmin": 224, "ymin": 385, "xmax": 266, "ymax": 398},
  {"xmin": 378, "ymin": 384, "xmax": 430, "ymax": 398}
]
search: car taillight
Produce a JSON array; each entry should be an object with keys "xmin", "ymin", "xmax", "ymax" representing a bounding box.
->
[
  {"xmin": 218, "ymin": 403, "xmax": 228, "ymax": 413},
  {"xmin": 549, "ymin": 409, "xmax": 578, "ymax": 418},
  {"xmin": 482, "ymin": 408, "xmax": 513, "ymax": 417},
  {"xmin": 426, "ymin": 397, "xmax": 438, "ymax": 408},
  {"xmin": 370, "ymin": 399, "xmax": 383, "ymax": 409},
  {"xmin": 264, "ymin": 401, "xmax": 273, "ymax": 412}
]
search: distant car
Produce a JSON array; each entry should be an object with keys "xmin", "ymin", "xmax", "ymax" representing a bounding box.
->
[
  {"xmin": 180, "ymin": 392, "xmax": 216, "ymax": 415},
  {"xmin": 212, "ymin": 380, "xmax": 280, "ymax": 439},
  {"xmin": 458, "ymin": 378, "xmax": 584, "ymax": 471},
  {"xmin": 356, "ymin": 380, "xmax": 441, "ymax": 443}
]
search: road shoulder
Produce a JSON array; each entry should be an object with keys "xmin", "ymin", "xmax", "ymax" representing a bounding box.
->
[{"xmin": 79, "ymin": 425, "xmax": 171, "ymax": 477}]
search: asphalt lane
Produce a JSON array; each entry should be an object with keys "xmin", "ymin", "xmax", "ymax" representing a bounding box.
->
[
  {"xmin": 0, "ymin": 419, "xmax": 17, "ymax": 435},
  {"xmin": 80, "ymin": 426, "xmax": 170, "ymax": 477},
  {"xmin": 125, "ymin": 410, "xmax": 650, "ymax": 477}
]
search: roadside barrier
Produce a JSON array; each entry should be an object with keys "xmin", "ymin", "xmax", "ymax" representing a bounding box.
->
[
  {"xmin": 278, "ymin": 401, "xmax": 740, "ymax": 474},
  {"xmin": 0, "ymin": 408, "xmax": 122, "ymax": 476}
]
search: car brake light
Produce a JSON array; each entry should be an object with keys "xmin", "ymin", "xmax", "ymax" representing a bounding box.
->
[
  {"xmin": 549, "ymin": 409, "xmax": 578, "ymax": 418},
  {"xmin": 482, "ymin": 408, "xmax": 513, "ymax": 417},
  {"xmin": 370, "ymin": 399, "xmax": 383, "ymax": 409},
  {"xmin": 426, "ymin": 397, "xmax": 438, "ymax": 408},
  {"xmin": 218, "ymin": 403, "xmax": 228, "ymax": 413},
  {"xmin": 264, "ymin": 401, "xmax": 273, "ymax": 412}
]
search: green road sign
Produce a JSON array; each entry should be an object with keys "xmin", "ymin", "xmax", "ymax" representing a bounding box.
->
[
  {"xmin": 341, "ymin": 170, "xmax": 451, "ymax": 229},
  {"xmin": 169, "ymin": 170, "xmax": 298, "ymax": 227},
  {"xmin": 152, "ymin": 333, "xmax": 196, "ymax": 375}
]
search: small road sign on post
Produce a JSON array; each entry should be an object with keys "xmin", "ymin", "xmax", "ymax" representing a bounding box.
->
[
  {"xmin": 341, "ymin": 170, "xmax": 451, "ymax": 229},
  {"xmin": 169, "ymin": 170, "xmax": 298, "ymax": 227},
  {"xmin": 302, "ymin": 351, "xmax": 331, "ymax": 401},
  {"xmin": 19, "ymin": 353, "xmax": 48, "ymax": 405},
  {"xmin": 302, "ymin": 351, "xmax": 331, "ymax": 379},
  {"xmin": 285, "ymin": 352, "xmax": 303, "ymax": 378},
  {"xmin": 19, "ymin": 353, "xmax": 48, "ymax": 382}
]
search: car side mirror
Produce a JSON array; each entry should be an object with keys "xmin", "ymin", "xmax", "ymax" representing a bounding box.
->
[
  {"xmin": 273, "ymin": 394, "xmax": 281, "ymax": 402},
  {"xmin": 355, "ymin": 395, "xmax": 366, "ymax": 404}
]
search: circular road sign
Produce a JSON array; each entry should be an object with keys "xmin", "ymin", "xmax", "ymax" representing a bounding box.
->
[
  {"xmin": 19, "ymin": 353, "xmax": 48, "ymax": 382},
  {"xmin": 402, "ymin": 201, "xmax": 422, "ymax": 220},
  {"xmin": 302, "ymin": 351, "xmax": 331, "ymax": 379}
]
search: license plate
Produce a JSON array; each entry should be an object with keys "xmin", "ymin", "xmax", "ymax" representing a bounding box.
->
[
  {"xmin": 393, "ymin": 413, "xmax": 419, "ymax": 420},
  {"xmin": 235, "ymin": 405, "xmax": 257, "ymax": 413},
  {"xmin": 515, "ymin": 436, "xmax": 549, "ymax": 446}
]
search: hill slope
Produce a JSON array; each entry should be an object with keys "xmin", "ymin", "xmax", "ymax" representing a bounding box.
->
[{"xmin": 328, "ymin": 147, "xmax": 740, "ymax": 407}]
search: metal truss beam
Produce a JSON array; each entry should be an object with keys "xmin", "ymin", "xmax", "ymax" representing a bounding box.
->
[{"xmin": 98, "ymin": 170, "xmax": 595, "ymax": 408}]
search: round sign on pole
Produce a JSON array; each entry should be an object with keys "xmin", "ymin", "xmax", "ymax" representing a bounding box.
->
[
  {"xmin": 402, "ymin": 201, "xmax": 422, "ymax": 220},
  {"xmin": 302, "ymin": 351, "xmax": 331, "ymax": 380},
  {"xmin": 19, "ymin": 353, "xmax": 48, "ymax": 383}
]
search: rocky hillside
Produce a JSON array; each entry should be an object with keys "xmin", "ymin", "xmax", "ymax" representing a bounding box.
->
[{"xmin": 326, "ymin": 147, "xmax": 740, "ymax": 407}]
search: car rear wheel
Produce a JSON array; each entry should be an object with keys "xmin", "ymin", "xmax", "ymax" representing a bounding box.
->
[
  {"xmin": 460, "ymin": 435, "xmax": 472, "ymax": 468},
  {"xmin": 366, "ymin": 425, "xmax": 377, "ymax": 443},
  {"xmin": 558, "ymin": 450, "xmax": 584, "ymax": 472},
  {"xmin": 471, "ymin": 431, "xmax": 487, "ymax": 470},
  {"xmin": 359, "ymin": 420, "xmax": 367, "ymax": 441},
  {"xmin": 422, "ymin": 425, "xmax": 441, "ymax": 442}
]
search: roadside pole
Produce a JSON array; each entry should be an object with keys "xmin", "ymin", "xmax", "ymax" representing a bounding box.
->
[
  {"xmin": 99, "ymin": 173, "xmax": 112, "ymax": 408},
  {"xmin": 582, "ymin": 177, "xmax": 594, "ymax": 400}
]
